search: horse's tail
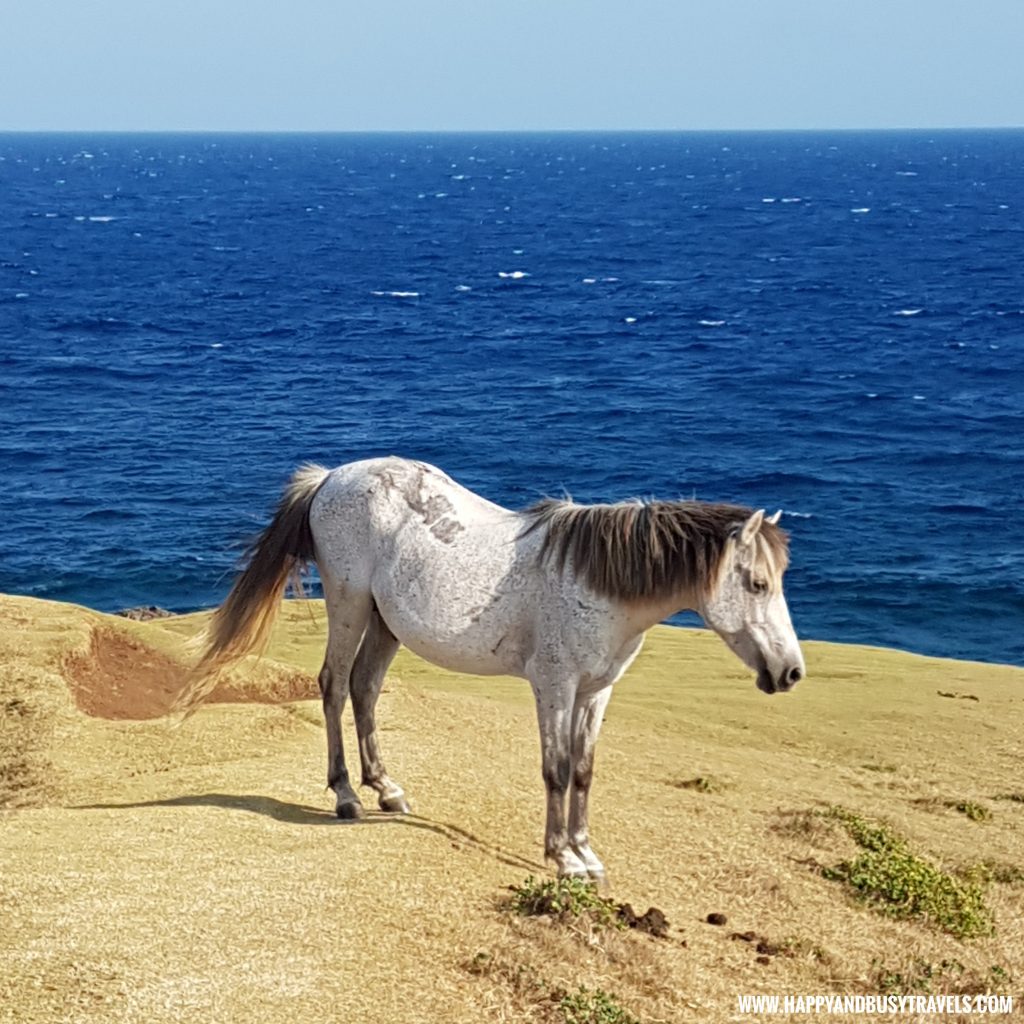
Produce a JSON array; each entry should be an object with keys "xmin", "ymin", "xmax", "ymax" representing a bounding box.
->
[{"xmin": 172, "ymin": 463, "xmax": 330, "ymax": 719}]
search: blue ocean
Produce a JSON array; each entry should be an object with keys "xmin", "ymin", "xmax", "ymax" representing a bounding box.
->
[{"xmin": 1, "ymin": 132, "xmax": 1021, "ymax": 666}]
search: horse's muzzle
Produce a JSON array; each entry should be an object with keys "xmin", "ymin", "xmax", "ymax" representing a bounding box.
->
[{"xmin": 756, "ymin": 664, "xmax": 803, "ymax": 695}]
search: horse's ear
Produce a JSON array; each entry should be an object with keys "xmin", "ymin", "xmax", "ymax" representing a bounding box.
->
[
  {"xmin": 740, "ymin": 509, "xmax": 765, "ymax": 545},
  {"xmin": 766, "ymin": 510, "xmax": 782, "ymax": 526}
]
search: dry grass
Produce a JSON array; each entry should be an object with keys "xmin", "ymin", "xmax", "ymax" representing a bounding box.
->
[{"xmin": 2, "ymin": 593, "xmax": 1023, "ymax": 1023}]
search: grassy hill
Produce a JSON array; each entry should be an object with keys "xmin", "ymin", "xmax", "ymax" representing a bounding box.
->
[{"xmin": 1, "ymin": 592, "xmax": 1021, "ymax": 1023}]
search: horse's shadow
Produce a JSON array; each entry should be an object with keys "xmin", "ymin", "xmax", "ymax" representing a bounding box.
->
[{"xmin": 75, "ymin": 793, "xmax": 544, "ymax": 873}]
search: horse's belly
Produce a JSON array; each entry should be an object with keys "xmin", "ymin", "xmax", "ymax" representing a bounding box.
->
[
  {"xmin": 396, "ymin": 629, "xmax": 516, "ymax": 677},
  {"xmin": 373, "ymin": 575, "xmax": 525, "ymax": 675}
]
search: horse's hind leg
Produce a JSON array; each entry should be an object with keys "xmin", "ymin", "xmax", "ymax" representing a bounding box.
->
[
  {"xmin": 319, "ymin": 589, "xmax": 372, "ymax": 820},
  {"xmin": 351, "ymin": 605, "xmax": 407, "ymax": 812}
]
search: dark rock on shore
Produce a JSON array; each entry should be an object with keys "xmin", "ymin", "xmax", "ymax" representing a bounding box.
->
[{"xmin": 115, "ymin": 606, "xmax": 175, "ymax": 622}]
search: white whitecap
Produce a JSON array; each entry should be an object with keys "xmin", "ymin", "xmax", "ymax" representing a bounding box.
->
[
  {"xmin": 88, "ymin": 216, "xmax": 115, "ymax": 222},
  {"xmin": 372, "ymin": 290, "xmax": 420, "ymax": 298},
  {"xmin": 624, "ymin": 317, "xmax": 637, "ymax": 324},
  {"xmin": 15, "ymin": 292, "xmax": 28, "ymax": 299},
  {"xmin": 896, "ymin": 171, "xmax": 918, "ymax": 177},
  {"xmin": 893, "ymin": 308, "xmax": 923, "ymax": 317},
  {"xmin": 780, "ymin": 197, "xmax": 802, "ymax": 203},
  {"xmin": 211, "ymin": 343, "xmax": 223, "ymax": 349},
  {"xmin": 44, "ymin": 212, "xmax": 58, "ymax": 218},
  {"xmin": 913, "ymin": 395, "xmax": 926, "ymax": 401},
  {"xmin": 762, "ymin": 198, "xmax": 776, "ymax": 203},
  {"xmin": 782, "ymin": 510, "xmax": 813, "ymax": 519},
  {"xmin": 582, "ymin": 278, "xmax": 597, "ymax": 284},
  {"xmin": 698, "ymin": 319, "xmax": 725, "ymax": 327},
  {"xmin": 851, "ymin": 207, "xmax": 871, "ymax": 214},
  {"xmin": 602, "ymin": 276, "xmax": 619, "ymax": 282},
  {"xmin": 498, "ymin": 271, "xmax": 529, "ymax": 279},
  {"xmin": 455, "ymin": 284, "xmax": 472, "ymax": 292}
]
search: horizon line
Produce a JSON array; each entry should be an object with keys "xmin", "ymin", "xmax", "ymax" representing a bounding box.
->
[{"xmin": 2, "ymin": 124, "xmax": 1024, "ymax": 136}]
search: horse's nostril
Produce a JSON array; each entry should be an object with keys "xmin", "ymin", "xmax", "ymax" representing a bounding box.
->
[{"xmin": 787, "ymin": 666, "xmax": 803, "ymax": 685}]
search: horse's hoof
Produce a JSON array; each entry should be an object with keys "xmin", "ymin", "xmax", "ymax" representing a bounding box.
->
[
  {"xmin": 336, "ymin": 800, "xmax": 365, "ymax": 821},
  {"xmin": 379, "ymin": 794, "xmax": 411, "ymax": 814},
  {"xmin": 588, "ymin": 871, "xmax": 609, "ymax": 892},
  {"xmin": 558, "ymin": 870, "xmax": 592, "ymax": 883}
]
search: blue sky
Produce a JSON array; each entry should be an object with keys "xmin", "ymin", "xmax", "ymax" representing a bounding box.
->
[{"xmin": 1, "ymin": 1, "xmax": 1021, "ymax": 131}]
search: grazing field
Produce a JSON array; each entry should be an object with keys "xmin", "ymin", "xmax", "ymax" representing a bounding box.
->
[{"xmin": 1, "ymin": 593, "xmax": 1021, "ymax": 1023}]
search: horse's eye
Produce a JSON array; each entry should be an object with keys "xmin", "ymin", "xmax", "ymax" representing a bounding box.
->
[{"xmin": 752, "ymin": 578, "xmax": 769, "ymax": 595}]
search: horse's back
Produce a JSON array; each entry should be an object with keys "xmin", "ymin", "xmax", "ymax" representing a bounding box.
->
[{"xmin": 309, "ymin": 458, "xmax": 535, "ymax": 672}]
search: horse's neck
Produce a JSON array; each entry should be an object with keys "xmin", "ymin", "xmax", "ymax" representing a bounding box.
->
[{"xmin": 624, "ymin": 586, "xmax": 703, "ymax": 635}]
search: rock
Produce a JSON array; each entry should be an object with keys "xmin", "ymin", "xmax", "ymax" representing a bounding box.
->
[
  {"xmin": 706, "ymin": 912, "xmax": 728, "ymax": 926},
  {"xmin": 116, "ymin": 606, "xmax": 174, "ymax": 621}
]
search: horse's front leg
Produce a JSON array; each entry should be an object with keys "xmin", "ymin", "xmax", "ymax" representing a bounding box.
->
[
  {"xmin": 568, "ymin": 685, "xmax": 613, "ymax": 885},
  {"xmin": 531, "ymin": 675, "xmax": 590, "ymax": 879}
]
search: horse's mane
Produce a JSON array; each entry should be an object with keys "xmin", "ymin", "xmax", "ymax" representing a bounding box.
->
[{"xmin": 520, "ymin": 498, "xmax": 789, "ymax": 603}]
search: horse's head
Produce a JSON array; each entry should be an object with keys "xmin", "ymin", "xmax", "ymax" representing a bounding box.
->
[{"xmin": 699, "ymin": 509, "xmax": 805, "ymax": 695}]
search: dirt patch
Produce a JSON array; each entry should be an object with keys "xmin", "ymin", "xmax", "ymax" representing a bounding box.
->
[{"xmin": 64, "ymin": 628, "xmax": 316, "ymax": 720}]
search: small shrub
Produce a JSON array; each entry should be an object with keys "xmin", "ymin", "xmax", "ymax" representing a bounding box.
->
[
  {"xmin": 874, "ymin": 958, "xmax": 1010, "ymax": 996},
  {"xmin": 823, "ymin": 807, "xmax": 993, "ymax": 939},
  {"xmin": 952, "ymin": 801, "xmax": 991, "ymax": 822},
  {"xmin": 876, "ymin": 958, "xmax": 963, "ymax": 995},
  {"xmin": 558, "ymin": 986, "xmax": 639, "ymax": 1024},
  {"xmin": 509, "ymin": 876, "xmax": 625, "ymax": 931}
]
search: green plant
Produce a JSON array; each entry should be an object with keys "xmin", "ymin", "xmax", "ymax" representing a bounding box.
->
[
  {"xmin": 875, "ymin": 958, "xmax": 963, "ymax": 995},
  {"xmin": 558, "ymin": 986, "xmax": 640, "ymax": 1024},
  {"xmin": 952, "ymin": 801, "xmax": 991, "ymax": 822},
  {"xmin": 823, "ymin": 808, "xmax": 993, "ymax": 939},
  {"xmin": 874, "ymin": 958, "xmax": 1010, "ymax": 996},
  {"xmin": 508, "ymin": 876, "xmax": 625, "ymax": 930}
]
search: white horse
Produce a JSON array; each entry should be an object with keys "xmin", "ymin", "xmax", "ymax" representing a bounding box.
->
[{"xmin": 176, "ymin": 456, "xmax": 804, "ymax": 881}]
